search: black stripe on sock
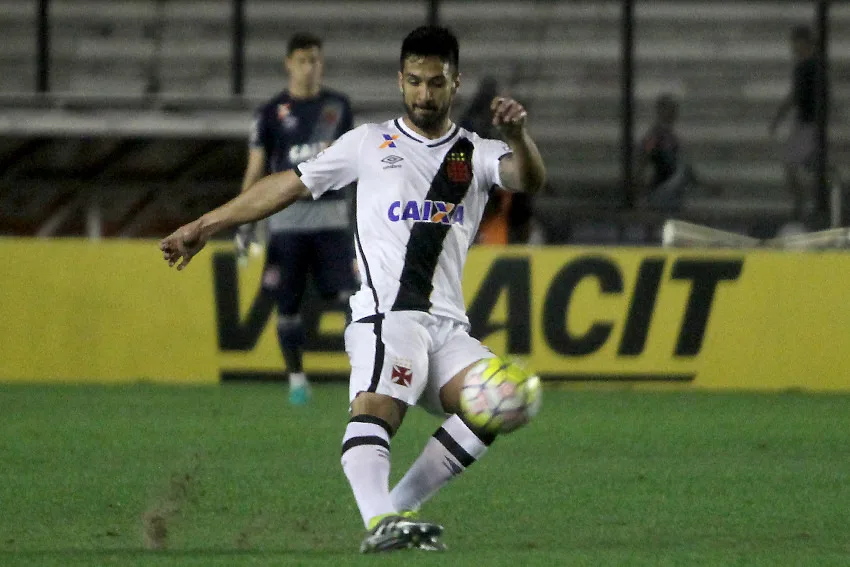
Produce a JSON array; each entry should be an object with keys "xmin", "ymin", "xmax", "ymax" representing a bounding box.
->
[
  {"xmin": 341, "ymin": 435, "xmax": 390, "ymax": 456},
  {"xmin": 367, "ymin": 316, "xmax": 384, "ymax": 393},
  {"xmin": 475, "ymin": 429, "xmax": 497, "ymax": 447},
  {"xmin": 349, "ymin": 414, "xmax": 394, "ymax": 438},
  {"xmin": 458, "ymin": 414, "xmax": 496, "ymax": 446},
  {"xmin": 433, "ymin": 427, "xmax": 475, "ymax": 468}
]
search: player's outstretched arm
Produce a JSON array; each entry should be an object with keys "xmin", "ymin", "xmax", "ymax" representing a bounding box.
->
[
  {"xmin": 160, "ymin": 170, "xmax": 310, "ymax": 270},
  {"xmin": 491, "ymin": 97, "xmax": 546, "ymax": 194},
  {"xmin": 234, "ymin": 147, "xmax": 268, "ymax": 258}
]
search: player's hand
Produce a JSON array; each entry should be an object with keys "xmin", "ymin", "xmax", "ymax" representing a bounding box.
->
[
  {"xmin": 160, "ymin": 218, "xmax": 208, "ymax": 271},
  {"xmin": 235, "ymin": 223, "xmax": 255, "ymax": 258},
  {"xmin": 491, "ymin": 97, "xmax": 528, "ymax": 141}
]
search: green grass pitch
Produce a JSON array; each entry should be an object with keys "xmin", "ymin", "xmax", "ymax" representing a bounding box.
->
[{"xmin": 1, "ymin": 384, "xmax": 849, "ymax": 566}]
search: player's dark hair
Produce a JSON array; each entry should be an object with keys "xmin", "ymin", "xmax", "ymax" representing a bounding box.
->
[
  {"xmin": 287, "ymin": 32, "xmax": 322, "ymax": 56},
  {"xmin": 791, "ymin": 25, "xmax": 812, "ymax": 43},
  {"xmin": 400, "ymin": 26, "xmax": 459, "ymax": 72}
]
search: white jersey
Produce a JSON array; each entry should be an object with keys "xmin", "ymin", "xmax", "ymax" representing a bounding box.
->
[{"xmin": 295, "ymin": 117, "xmax": 512, "ymax": 324}]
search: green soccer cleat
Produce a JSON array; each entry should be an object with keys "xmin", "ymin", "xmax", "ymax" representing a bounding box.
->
[
  {"xmin": 359, "ymin": 515, "xmax": 446, "ymax": 553},
  {"xmin": 288, "ymin": 383, "xmax": 311, "ymax": 406}
]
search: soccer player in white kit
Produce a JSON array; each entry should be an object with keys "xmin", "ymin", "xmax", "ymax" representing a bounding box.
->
[{"xmin": 160, "ymin": 26, "xmax": 546, "ymax": 553}]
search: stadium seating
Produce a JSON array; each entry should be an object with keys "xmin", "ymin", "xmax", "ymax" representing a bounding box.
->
[{"xmin": 1, "ymin": 0, "xmax": 849, "ymax": 239}]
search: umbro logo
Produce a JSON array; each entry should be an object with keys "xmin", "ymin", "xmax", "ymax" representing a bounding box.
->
[
  {"xmin": 381, "ymin": 154, "xmax": 404, "ymax": 169},
  {"xmin": 442, "ymin": 456, "xmax": 463, "ymax": 476}
]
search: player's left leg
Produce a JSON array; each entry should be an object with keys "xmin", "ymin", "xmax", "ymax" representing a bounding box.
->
[
  {"xmin": 295, "ymin": 229, "xmax": 356, "ymax": 406},
  {"xmin": 390, "ymin": 322, "xmax": 497, "ymax": 513},
  {"xmin": 784, "ymin": 121, "xmax": 817, "ymax": 223},
  {"xmin": 343, "ymin": 312, "xmax": 445, "ymax": 552},
  {"xmin": 264, "ymin": 231, "xmax": 310, "ymax": 404}
]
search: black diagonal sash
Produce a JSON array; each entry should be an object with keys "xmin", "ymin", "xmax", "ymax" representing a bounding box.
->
[{"xmin": 391, "ymin": 137, "xmax": 475, "ymax": 312}]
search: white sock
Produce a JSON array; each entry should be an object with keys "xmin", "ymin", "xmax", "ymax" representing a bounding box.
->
[
  {"xmin": 288, "ymin": 372, "xmax": 307, "ymax": 389},
  {"xmin": 341, "ymin": 416, "xmax": 396, "ymax": 528},
  {"xmin": 390, "ymin": 414, "xmax": 490, "ymax": 512}
]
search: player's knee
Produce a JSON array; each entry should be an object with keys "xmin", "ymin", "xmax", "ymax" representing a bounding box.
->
[
  {"xmin": 440, "ymin": 359, "xmax": 500, "ymax": 445},
  {"xmin": 438, "ymin": 358, "xmax": 490, "ymax": 415},
  {"xmin": 442, "ymin": 357, "xmax": 534, "ymax": 444},
  {"xmin": 276, "ymin": 314, "xmax": 305, "ymax": 349},
  {"xmin": 350, "ymin": 392, "xmax": 407, "ymax": 435}
]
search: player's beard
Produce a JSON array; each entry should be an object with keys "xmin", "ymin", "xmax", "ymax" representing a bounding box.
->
[{"xmin": 405, "ymin": 101, "xmax": 449, "ymax": 133}]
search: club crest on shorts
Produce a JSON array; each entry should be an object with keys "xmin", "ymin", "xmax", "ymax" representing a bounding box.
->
[
  {"xmin": 445, "ymin": 151, "xmax": 472, "ymax": 184},
  {"xmin": 391, "ymin": 361, "xmax": 413, "ymax": 387}
]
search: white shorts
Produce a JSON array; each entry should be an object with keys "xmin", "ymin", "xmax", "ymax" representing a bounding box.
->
[{"xmin": 344, "ymin": 311, "xmax": 494, "ymax": 415}]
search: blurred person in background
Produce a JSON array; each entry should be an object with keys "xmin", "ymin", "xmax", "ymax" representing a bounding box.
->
[
  {"xmin": 507, "ymin": 191, "xmax": 545, "ymax": 245},
  {"xmin": 475, "ymin": 188, "xmax": 512, "ymax": 245},
  {"xmin": 461, "ymin": 77, "xmax": 509, "ymax": 245},
  {"xmin": 475, "ymin": 188, "xmax": 545, "ymax": 245},
  {"xmin": 461, "ymin": 78, "xmax": 545, "ymax": 245},
  {"xmin": 636, "ymin": 93, "xmax": 721, "ymax": 214},
  {"xmin": 238, "ymin": 33, "xmax": 357, "ymax": 405},
  {"xmin": 459, "ymin": 76, "xmax": 501, "ymax": 139},
  {"xmin": 769, "ymin": 25, "xmax": 825, "ymax": 224}
]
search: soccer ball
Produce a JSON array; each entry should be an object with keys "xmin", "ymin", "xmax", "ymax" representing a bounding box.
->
[{"xmin": 460, "ymin": 357, "xmax": 541, "ymax": 434}]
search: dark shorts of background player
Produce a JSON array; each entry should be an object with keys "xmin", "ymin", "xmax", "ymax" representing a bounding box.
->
[{"xmin": 262, "ymin": 229, "xmax": 357, "ymax": 315}]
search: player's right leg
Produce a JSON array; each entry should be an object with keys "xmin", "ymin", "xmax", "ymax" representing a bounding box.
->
[
  {"xmin": 785, "ymin": 165, "xmax": 806, "ymax": 222},
  {"xmin": 341, "ymin": 312, "xmax": 445, "ymax": 552},
  {"xmin": 389, "ymin": 360, "xmax": 497, "ymax": 515},
  {"xmin": 390, "ymin": 321, "xmax": 507, "ymax": 514},
  {"xmin": 263, "ymin": 231, "xmax": 310, "ymax": 404},
  {"xmin": 784, "ymin": 122, "xmax": 816, "ymax": 223}
]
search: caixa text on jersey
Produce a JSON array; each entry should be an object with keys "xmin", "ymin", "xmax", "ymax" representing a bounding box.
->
[{"xmin": 387, "ymin": 200, "xmax": 465, "ymax": 225}]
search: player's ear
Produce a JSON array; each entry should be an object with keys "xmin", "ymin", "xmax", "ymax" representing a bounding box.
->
[
  {"xmin": 452, "ymin": 71, "xmax": 461, "ymax": 94},
  {"xmin": 397, "ymin": 71, "xmax": 404, "ymax": 94}
]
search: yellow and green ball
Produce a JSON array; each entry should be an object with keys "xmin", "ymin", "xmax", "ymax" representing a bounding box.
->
[{"xmin": 460, "ymin": 357, "xmax": 542, "ymax": 434}]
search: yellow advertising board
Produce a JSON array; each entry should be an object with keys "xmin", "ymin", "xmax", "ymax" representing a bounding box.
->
[
  {"xmin": 463, "ymin": 247, "xmax": 849, "ymax": 391},
  {"xmin": 0, "ymin": 239, "xmax": 219, "ymax": 383},
  {"xmin": 0, "ymin": 238, "xmax": 848, "ymax": 390}
]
